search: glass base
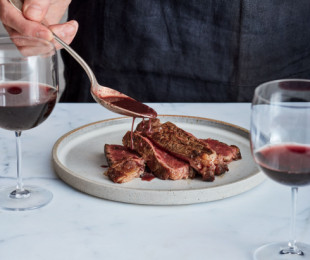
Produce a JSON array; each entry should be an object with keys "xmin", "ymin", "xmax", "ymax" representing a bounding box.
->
[
  {"xmin": 0, "ymin": 185, "xmax": 53, "ymax": 211},
  {"xmin": 254, "ymin": 242, "xmax": 310, "ymax": 260}
]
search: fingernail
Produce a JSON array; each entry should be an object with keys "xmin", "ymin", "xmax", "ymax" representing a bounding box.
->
[{"xmin": 24, "ymin": 4, "xmax": 43, "ymax": 19}]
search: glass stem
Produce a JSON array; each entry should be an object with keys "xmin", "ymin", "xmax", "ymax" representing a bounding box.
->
[
  {"xmin": 288, "ymin": 186, "xmax": 298, "ymax": 250},
  {"xmin": 9, "ymin": 131, "xmax": 30, "ymax": 199},
  {"xmin": 15, "ymin": 131, "xmax": 23, "ymax": 191},
  {"xmin": 280, "ymin": 186, "xmax": 303, "ymax": 255}
]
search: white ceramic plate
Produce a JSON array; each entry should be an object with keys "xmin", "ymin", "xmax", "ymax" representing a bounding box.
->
[{"xmin": 52, "ymin": 115, "xmax": 264, "ymax": 205}]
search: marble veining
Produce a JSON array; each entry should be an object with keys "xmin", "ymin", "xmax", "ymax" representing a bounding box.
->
[{"xmin": 0, "ymin": 103, "xmax": 309, "ymax": 260}]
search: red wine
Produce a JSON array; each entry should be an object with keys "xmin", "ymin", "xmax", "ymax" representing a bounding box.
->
[
  {"xmin": 279, "ymin": 81, "xmax": 310, "ymax": 91},
  {"xmin": 255, "ymin": 144, "xmax": 310, "ymax": 186},
  {"xmin": 0, "ymin": 82, "xmax": 57, "ymax": 131}
]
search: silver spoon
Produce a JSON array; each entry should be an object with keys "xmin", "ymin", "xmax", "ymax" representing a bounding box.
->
[{"xmin": 9, "ymin": 0, "xmax": 157, "ymax": 118}]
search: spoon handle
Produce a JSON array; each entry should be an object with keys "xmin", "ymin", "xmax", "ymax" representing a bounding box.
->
[{"xmin": 52, "ymin": 33, "xmax": 97, "ymax": 86}]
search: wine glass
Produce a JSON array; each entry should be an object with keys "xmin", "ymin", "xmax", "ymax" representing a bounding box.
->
[
  {"xmin": 0, "ymin": 36, "xmax": 58, "ymax": 211},
  {"xmin": 251, "ymin": 79, "xmax": 310, "ymax": 259}
]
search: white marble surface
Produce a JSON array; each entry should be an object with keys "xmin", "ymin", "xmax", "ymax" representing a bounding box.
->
[{"xmin": 0, "ymin": 103, "xmax": 310, "ymax": 260}]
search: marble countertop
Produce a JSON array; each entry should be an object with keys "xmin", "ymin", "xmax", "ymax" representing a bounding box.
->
[{"xmin": 1, "ymin": 103, "xmax": 310, "ymax": 260}]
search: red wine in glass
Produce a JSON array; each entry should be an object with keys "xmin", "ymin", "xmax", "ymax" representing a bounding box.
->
[
  {"xmin": 0, "ymin": 36, "xmax": 58, "ymax": 211},
  {"xmin": 255, "ymin": 144, "xmax": 310, "ymax": 187},
  {"xmin": 0, "ymin": 82, "xmax": 57, "ymax": 131},
  {"xmin": 251, "ymin": 79, "xmax": 310, "ymax": 259}
]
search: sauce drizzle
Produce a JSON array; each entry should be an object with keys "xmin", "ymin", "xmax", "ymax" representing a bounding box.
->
[{"xmin": 130, "ymin": 117, "xmax": 136, "ymax": 150}]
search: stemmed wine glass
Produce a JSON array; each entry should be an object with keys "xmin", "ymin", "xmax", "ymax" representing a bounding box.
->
[
  {"xmin": 251, "ymin": 79, "xmax": 310, "ymax": 259},
  {"xmin": 0, "ymin": 36, "xmax": 58, "ymax": 211}
]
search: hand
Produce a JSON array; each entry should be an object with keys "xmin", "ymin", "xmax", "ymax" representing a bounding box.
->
[{"xmin": 0, "ymin": 0, "xmax": 78, "ymax": 49}]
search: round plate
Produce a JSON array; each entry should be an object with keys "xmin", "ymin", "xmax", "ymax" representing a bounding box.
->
[{"xmin": 52, "ymin": 115, "xmax": 264, "ymax": 205}]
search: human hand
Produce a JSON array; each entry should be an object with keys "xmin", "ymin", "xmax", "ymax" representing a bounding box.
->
[{"xmin": 0, "ymin": 0, "xmax": 78, "ymax": 49}]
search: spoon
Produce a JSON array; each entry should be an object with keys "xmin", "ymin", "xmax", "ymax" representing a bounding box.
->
[{"xmin": 9, "ymin": 0, "xmax": 157, "ymax": 118}]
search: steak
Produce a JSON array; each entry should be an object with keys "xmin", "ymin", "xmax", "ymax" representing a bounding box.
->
[
  {"xmin": 201, "ymin": 138, "xmax": 242, "ymax": 162},
  {"xmin": 136, "ymin": 119, "xmax": 217, "ymax": 181},
  {"xmin": 122, "ymin": 131, "xmax": 191, "ymax": 180},
  {"xmin": 200, "ymin": 138, "xmax": 242, "ymax": 175},
  {"xmin": 104, "ymin": 144, "xmax": 145, "ymax": 183}
]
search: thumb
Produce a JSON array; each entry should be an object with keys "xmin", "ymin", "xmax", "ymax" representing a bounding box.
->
[{"xmin": 22, "ymin": 0, "xmax": 50, "ymax": 22}]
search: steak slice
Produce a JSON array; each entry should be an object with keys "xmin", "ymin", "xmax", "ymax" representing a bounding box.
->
[
  {"xmin": 104, "ymin": 144, "xmax": 145, "ymax": 183},
  {"xmin": 201, "ymin": 138, "xmax": 242, "ymax": 162},
  {"xmin": 136, "ymin": 119, "xmax": 217, "ymax": 181},
  {"xmin": 200, "ymin": 138, "xmax": 242, "ymax": 175},
  {"xmin": 122, "ymin": 131, "xmax": 190, "ymax": 180}
]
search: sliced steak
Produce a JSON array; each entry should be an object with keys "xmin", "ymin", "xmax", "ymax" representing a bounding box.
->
[
  {"xmin": 104, "ymin": 144, "xmax": 145, "ymax": 183},
  {"xmin": 201, "ymin": 138, "xmax": 242, "ymax": 162},
  {"xmin": 136, "ymin": 119, "xmax": 217, "ymax": 181},
  {"xmin": 122, "ymin": 131, "xmax": 190, "ymax": 180},
  {"xmin": 200, "ymin": 138, "xmax": 242, "ymax": 175}
]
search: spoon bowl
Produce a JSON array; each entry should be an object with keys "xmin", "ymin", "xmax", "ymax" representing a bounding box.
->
[{"xmin": 9, "ymin": 0, "xmax": 157, "ymax": 118}]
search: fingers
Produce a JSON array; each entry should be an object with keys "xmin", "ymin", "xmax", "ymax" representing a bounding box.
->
[
  {"xmin": 0, "ymin": 0, "xmax": 77, "ymax": 51},
  {"xmin": 6, "ymin": 20, "xmax": 79, "ymax": 51},
  {"xmin": 49, "ymin": 20, "xmax": 79, "ymax": 49},
  {"xmin": 0, "ymin": 0, "xmax": 53, "ymax": 41},
  {"xmin": 17, "ymin": 43, "xmax": 56, "ymax": 57},
  {"xmin": 23, "ymin": 0, "xmax": 51, "ymax": 22},
  {"xmin": 2, "ymin": 25, "xmax": 56, "ymax": 57}
]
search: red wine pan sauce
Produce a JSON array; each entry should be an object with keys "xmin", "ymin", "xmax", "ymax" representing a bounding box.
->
[
  {"xmin": 100, "ymin": 96, "xmax": 157, "ymax": 118},
  {"xmin": 255, "ymin": 144, "xmax": 310, "ymax": 186}
]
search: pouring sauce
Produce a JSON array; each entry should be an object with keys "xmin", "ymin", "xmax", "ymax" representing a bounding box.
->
[
  {"xmin": 99, "ymin": 95, "xmax": 157, "ymax": 151},
  {"xmin": 100, "ymin": 96, "xmax": 157, "ymax": 118}
]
